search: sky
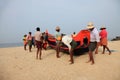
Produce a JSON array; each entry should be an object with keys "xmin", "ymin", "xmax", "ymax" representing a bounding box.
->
[{"xmin": 0, "ymin": 0, "xmax": 120, "ymax": 43}]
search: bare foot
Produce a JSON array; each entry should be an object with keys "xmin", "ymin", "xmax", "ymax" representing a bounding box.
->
[
  {"xmin": 95, "ymin": 52, "xmax": 98, "ymax": 54},
  {"xmin": 86, "ymin": 60, "xmax": 91, "ymax": 63},
  {"xmin": 109, "ymin": 52, "xmax": 111, "ymax": 55},
  {"xmin": 39, "ymin": 58, "xmax": 42, "ymax": 60},
  {"xmin": 29, "ymin": 50, "xmax": 32, "ymax": 52},
  {"xmin": 91, "ymin": 62, "xmax": 94, "ymax": 65},
  {"xmin": 69, "ymin": 59, "xmax": 72, "ymax": 62},
  {"xmin": 69, "ymin": 62, "xmax": 74, "ymax": 64},
  {"xmin": 57, "ymin": 56, "xmax": 60, "ymax": 58},
  {"xmin": 68, "ymin": 59, "xmax": 74, "ymax": 64}
]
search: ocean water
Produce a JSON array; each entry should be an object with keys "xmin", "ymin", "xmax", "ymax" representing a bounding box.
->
[{"xmin": 0, "ymin": 42, "xmax": 23, "ymax": 48}]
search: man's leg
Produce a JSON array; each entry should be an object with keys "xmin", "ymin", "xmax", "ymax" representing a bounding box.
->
[{"xmin": 69, "ymin": 49, "xmax": 74, "ymax": 64}]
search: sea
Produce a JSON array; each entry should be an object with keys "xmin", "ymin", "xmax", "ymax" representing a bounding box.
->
[
  {"xmin": 0, "ymin": 42, "xmax": 23, "ymax": 48},
  {"xmin": 0, "ymin": 39, "xmax": 113, "ymax": 48}
]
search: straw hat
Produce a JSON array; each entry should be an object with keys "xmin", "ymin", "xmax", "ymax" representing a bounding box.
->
[
  {"xmin": 55, "ymin": 26, "xmax": 60, "ymax": 31},
  {"xmin": 100, "ymin": 26, "xmax": 106, "ymax": 30},
  {"xmin": 86, "ymin": 22, "xmax": 94, "ymax": 29}
]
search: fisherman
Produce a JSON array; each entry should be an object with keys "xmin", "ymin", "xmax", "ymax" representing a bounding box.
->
[
  {"xmin": 55, "ymin": 26, "xmax": 61, "ymax": 58},
  {"xmin": 86, "ymin": 22, "xmax": 100, "ymax": 65},
  {"xmin": 62, "ymin": 35, "xmax": 77, "ymax": 64},
  {"xmin": 99, "ymin": 26, "xmax": 111, "ymax": 55},
  {"xmin": 23, "ymin": 34, "xmax": 27, "ymax": 50}
]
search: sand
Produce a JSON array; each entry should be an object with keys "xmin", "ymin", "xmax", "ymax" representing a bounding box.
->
[{"xmin": 0, "ymin": 41, "xmax": 120, "ymax": 80}]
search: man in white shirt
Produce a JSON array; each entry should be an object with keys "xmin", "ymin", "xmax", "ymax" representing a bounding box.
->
[
  {"xmin": 62, "ymin": 35, "xmax": 77, "ymax": 64},
  {"xmin": 34, "ymin": 27, "xmax": 43, "ymax": 60},
  {"xmin": 86, "ymin": 22, "xmax": 100, "ymax": 65}
]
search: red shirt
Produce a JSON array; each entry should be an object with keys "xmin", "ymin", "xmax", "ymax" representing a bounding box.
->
[
  {"xmin": 99, "ymin": 29, "xmax": 107, "ymax": 39},
  {"xmin": 27, "ymin": 34, "xmax": 32, "ymax": 40}
]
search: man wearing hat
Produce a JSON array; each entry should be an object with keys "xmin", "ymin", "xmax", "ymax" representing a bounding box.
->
[
  {"xmin": 99, "ymin": 26, "xmax": 111, "ymax": 55},
  {"xmin": 86, "ymin": 22, "xmax": 100, "ymax": 65}
]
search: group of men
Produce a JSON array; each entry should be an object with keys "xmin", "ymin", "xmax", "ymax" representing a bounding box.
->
[
  {"xmin": 23, "ymin": 22, "xmax": 111, "ymax": 65},
  {"xmin": 55, "ymin": 22, "xmax": 111, "ymax": 65}
]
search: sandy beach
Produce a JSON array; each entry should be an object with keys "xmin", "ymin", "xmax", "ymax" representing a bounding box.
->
[{"xmin": 0, "ymin": 41, "xmax": 120, "ymax": 80}]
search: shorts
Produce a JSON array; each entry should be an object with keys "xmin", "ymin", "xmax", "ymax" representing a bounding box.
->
[
  {"xmin": 24, "ymin": 41, "xmax": 27, "ymax": 45},
  {"xmin": 35, "ymin": 40, "xmax": 42, "ymax": 48},
  {"xmin": 70, "ymin": 40, "xmax": 77, "ymax": 49},
  {"xmin": 88, "ymin": 42, "xmax": 97, "ymax": 51},
  {"xmin": 100, "ymin": 38, "xmax": 107, "ymax": 46},
  {"xmin": 56, "ymin": 40, "xmax": 62, "ymax": 46},
  {"xmin": 28, "ymin": 40, "xmax": 32, "ymax": 46}
]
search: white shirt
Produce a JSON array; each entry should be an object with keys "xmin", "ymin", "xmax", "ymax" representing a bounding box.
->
[
  {"xmin": 34, "ymin": 31, "xmax": 42, "ymax": 41},
  {"xmin": 62, "ymin": 35, "xmax": 72, "ymax": 51},
  {"xmin": 90, "ymin": 28, "xmax": 100, "ymax": 42}
]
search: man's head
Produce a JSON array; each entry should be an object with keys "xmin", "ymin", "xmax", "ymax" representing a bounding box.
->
[
  {"xmin": 55, "ymin": 26, "xmax": 60, "ymax": 32},
  {"xmin": 36, "ymin": 27, "xmax": 40, "ymax": 31},
  {"xmin": 86, "ymin": 22, "xmax": 94, "ymax": 31},
  {"xmin": 100, "ymin": 26, "xmax": 106, "ymax": 30},
  {"xmin": 29, "ymin": 32, "xmax": 32, "ymax": 35}
]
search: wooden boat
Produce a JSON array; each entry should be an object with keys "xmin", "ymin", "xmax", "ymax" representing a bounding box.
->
[{"xmin": 46, "ymin": 30, "xmax": 90, "ymax": 55}]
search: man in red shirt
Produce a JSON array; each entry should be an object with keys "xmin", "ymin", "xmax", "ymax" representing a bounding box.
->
[{"xmin": 99, "ymin": 26, "xmax": 111, "ymax": 55}]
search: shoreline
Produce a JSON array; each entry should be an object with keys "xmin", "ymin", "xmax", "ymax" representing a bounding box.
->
[
  {"xmin": 0, "ymin": 40, "xmax": 118, "ymax": 48},
  {"xmin": 0, "ymin": 42, "xmax": 23, "ymax": 48}
]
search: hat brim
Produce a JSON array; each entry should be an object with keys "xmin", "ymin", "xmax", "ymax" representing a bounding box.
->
[
  {"xmin": 55, "ymin": 26, "xmax": 60, "ymax": 30},
  {"xmin": 87, "ymin": 26, "xmax": 94, "ymax": 29},
  {"xmin": 100, "ymin": 28, "xmax": 106, "ymax": 30},
  {"xmin": 56, "ymin": 28, "xmax": 60, "ymax": 31}
]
